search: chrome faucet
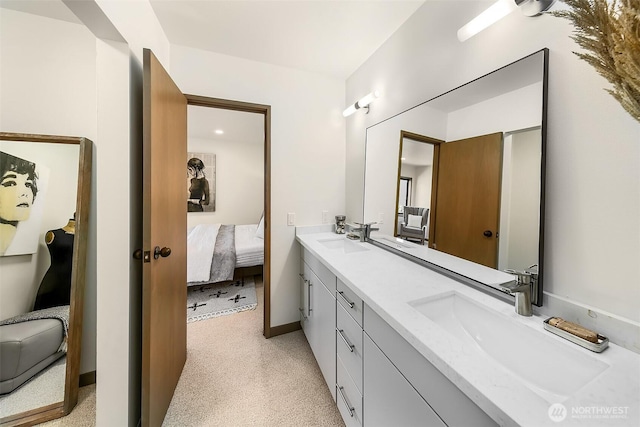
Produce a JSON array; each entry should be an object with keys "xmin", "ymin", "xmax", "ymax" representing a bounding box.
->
[
  {"xmin": 351, "ymin": 222, "xmax": 379, "ymax": 242},
  {"xmin": 501, "ymin": 270, "xmax": 533, "ymax": 316}
]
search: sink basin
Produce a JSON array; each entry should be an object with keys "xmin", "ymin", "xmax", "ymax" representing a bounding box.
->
[
  {"xmin": 318, "ymin": 237, "xmax": 369, "ymax": 253},
  {"xmin": 409, "ymin": 292, "xmax": 609, "ymax": 403}
]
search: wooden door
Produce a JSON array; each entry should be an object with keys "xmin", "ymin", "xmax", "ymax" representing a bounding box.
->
[
  {"xmin": 142, "ymin": 49, "xmax": 188, "ymax": 427},
  {"xmin": 432, "ymin": 133, "xmax": 502, "ymax": 268}
]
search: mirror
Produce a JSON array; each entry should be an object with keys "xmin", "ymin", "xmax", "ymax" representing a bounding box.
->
[
  {"xmin": 364, "ymin": 49, "xmax": 547, "ymax": 305},
  {"xmin": 0, "ymin": 133, "xmax": 92, "ymax": 425}
]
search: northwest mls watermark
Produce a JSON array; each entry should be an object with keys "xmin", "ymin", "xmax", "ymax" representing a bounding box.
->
[{"xmin": 548, "ymin": 403, "xmax": 630, "ymax": 422}]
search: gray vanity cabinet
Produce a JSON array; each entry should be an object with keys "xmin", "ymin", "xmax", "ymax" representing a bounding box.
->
[
  {"xmin": 298, "ymin": 243, "xmax": 496, "ymax": 426},
  {"xmin": 364, "ymin": 333, "xmax": 446, "ymax": 427},
  {"xmin": 364, "ymin": 305, "xmax": 497, "ymax": 427},
  {"xmin": 300, "ymin": 249, "xmax": 337, "ymax": 401},
  {"xmin": 335, "ymin": 278, "xmax": 365, "ymax": 426}
]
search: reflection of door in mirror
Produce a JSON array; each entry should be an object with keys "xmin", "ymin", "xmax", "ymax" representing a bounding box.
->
[
  {"xmin": 432, "ymin": 132, "xmax": 502, "ymax": 268},
  {"xmin": 394, "ymin": 131, "xmax": 443, "ymax": 243},
  {"xmin": 0, "ymin": 133, "xmax": 91, "ymax": 426},
  {"xmin": 363, "ymin": 49, "xmax": 547, "ymax": 305}
]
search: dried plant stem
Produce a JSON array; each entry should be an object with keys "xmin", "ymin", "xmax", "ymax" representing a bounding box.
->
[{"xmin": 553, "ymin": 0, "xmax": 640, "ymax": 123}]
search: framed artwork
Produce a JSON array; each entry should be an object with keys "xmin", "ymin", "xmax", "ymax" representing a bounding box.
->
[
  {"xmin": 187, "ymin": 152, "xmax": 216, "ymax": 213},
  {"xmin": 0, "ymin": 150, "xmax": 50, "ymax": 256}
]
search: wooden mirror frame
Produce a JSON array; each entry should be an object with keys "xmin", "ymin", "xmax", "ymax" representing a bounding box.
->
[
  {"xmin": 0, "ymin": 132, "xmax": 92, "ymax": 426},
  {"xmin": 393, "ymin": 130, "xmax": 443, "ymax": 243}
]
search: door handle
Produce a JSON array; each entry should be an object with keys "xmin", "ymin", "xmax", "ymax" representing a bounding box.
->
[
  {"xmin": 483, "ymin": 230, "xmax": 493, "ymax": 237},
  {"xmin": 154, "ymin": 246, "xmax": 172, "ymax": 259}
]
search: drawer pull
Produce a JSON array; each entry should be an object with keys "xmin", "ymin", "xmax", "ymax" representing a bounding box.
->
[
  {"xmin": 308, "ymin": 280, "xmax": 313, "ymax": 313},
  {"xmin": 336, "ymin": 328, "xmax": 355, "ymax": 352},
  {"xmin": 338, "ymin": 291, "xmax": 355, "ymax": 309},
  {"xmin": 337, "ymin": 384, "xmax": 355, "ymax": 417},
  {"xmin": 298, "ymin": 307, "xmax": 308, "ymax": 321}
]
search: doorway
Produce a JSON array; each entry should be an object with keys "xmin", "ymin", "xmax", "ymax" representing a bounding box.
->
[
  {"xmin": 394, "ymin": 130, "xmax": 443, "ymax": 244},
  {"xmin": 185, "ymin": 95, "xmax": 272, "ymax": 337}
]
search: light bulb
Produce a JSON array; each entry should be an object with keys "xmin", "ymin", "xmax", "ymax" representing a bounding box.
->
[
  {"xmin": 457, "ymin": 0, "xmax": 517, "ymax": 42},
  {"xmin": 357, "ymin": 90, "xmax": 380, "ymax": 108}
]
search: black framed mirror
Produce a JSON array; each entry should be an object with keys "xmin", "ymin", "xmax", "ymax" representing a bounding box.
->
[
  {"xmin": 0, "ymin": 132, "xmax": 92, "ymax": 426},
  {"xmin": 363, "ymin": 49, "xmax": 547, "ymax": 305}
]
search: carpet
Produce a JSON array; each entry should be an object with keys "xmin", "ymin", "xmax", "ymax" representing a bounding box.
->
[{"xmin": 187, "ymin": 277, "xmax": 257, "ymax": 323}]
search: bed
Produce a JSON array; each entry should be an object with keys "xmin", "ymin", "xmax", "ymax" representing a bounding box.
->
[{"xmin": 187, "ymin": 222, "xmax": 264, "ymax": 286}]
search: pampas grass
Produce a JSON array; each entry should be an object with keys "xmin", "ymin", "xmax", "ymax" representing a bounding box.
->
[{"xmin": 553, "ymin": 0, "xmax": 640, "ymax": 123}]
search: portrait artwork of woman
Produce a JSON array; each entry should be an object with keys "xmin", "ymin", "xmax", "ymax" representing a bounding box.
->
[
  {"xmin": 187, "ymin": 157, "xmax": 211, "ymax": 212},
  {"xmin": 0, "ymin": 151, "xmax": 39, "ymax": 256}
]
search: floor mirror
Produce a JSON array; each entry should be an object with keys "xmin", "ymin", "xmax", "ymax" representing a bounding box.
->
[{"xmin": 0, "ymin": 132, "xmax": 92, "ymax": 426}]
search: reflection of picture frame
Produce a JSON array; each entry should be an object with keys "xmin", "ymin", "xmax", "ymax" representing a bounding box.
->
[
  {"xmin": 0, "ymin": 150, "xmax": 50, "ymax": 256},
  {"xmin": 187, "ymin": 152, "xmax": 216, "ymax": 213}
]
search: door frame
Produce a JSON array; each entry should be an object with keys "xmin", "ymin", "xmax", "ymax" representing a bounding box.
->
[
  {"xmin": 394, "ymin": 130, "xmax": 443, "ymax": 245},
  {"xmin": 185, "ymin": 94, "xmax": 272, "ymax": 338}
]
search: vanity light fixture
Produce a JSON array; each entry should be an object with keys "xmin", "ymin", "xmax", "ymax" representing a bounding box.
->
[
  {"xmin": 457, "ymin": 0, "xmax": 556, "ymax": 42},
  {"xmin": 343, "ymin": 90, "xmax": 380, "ymax": 117}
]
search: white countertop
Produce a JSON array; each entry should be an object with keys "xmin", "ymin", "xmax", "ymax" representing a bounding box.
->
[{"xmin": 296, "ymin": 229, "xmax": 640, "ymax": 427}]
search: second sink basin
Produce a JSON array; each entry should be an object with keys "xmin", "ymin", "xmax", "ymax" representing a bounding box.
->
[
  {"xmin": 318, "ymin": 237, "xmax": 369, "ymax": 253},
  {"xmin": 409, "ymin": 292, "xmax": 609, "ymax": 403}
]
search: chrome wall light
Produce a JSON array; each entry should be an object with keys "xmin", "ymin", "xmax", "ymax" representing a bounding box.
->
[
  {"xmin": 343, "ymin": 90, "xmax": 380, "ymax": 117},
  {"xmin": 457, "ymin": 0, "xmax": 557, "ymax": 42}
]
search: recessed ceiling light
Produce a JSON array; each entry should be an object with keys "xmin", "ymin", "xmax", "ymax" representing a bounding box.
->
[{"xmin": 214, "ymin": 129, "xmax": 224, "ymax": 135}]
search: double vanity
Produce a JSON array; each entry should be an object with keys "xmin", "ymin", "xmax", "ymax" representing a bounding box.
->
[{"xmin": 296, "ymin": 227, "xmax": 639, "ymax": 427}]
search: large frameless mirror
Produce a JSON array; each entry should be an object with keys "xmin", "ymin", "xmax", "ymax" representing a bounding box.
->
[
  {"xmin": 0, "ymin": 132, "xmax": 92, "ymax": 426},
  {"xmin": 363, "ymin": 49, "xmax": 547, "ymax": 305}
]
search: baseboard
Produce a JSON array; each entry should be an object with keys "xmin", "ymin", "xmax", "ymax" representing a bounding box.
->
[
  {"xmin": 269, "ymin": 321, "xmax": 301, "ymax": 337},
  {"xmin": 79, "ymin": 370, "xmax": 96, "ymax": 387}
]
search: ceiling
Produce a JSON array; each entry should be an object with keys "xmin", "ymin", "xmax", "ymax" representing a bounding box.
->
[
  {"xmin": 188, "ymin": 105, "xmax": 264, "ymax": 143},
  {"xmin": 149, "ymin": 0, "xmax": 427, "ymax": 80}
]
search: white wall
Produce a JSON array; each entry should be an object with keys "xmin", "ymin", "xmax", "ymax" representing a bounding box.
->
[
  {"xmin": 499, "ymin": 130, "xmax": 542, "ymax": 271},
  {"xmin": 363, "ymin": 103, "xmax": 446, "ymax": 235},
  {"xmin": 0, "ymin": 8, "xmax": 98, "ymax": 373},
  {"xmin": 346, "ymin": 3, "xmax": 640, "ymax": 342},
  {"xmin": 171, "ymin": 45, "xmax": 345, "ymax": 327},
  {"xmin": 413, "ymin": 165, "xmax": 432, "ymax": 211},
  {"xmin": 398, "ymin": 165, "xmax": 432, "ymax": 215},
  {"xmin": 187, "ymin": 136, "xmax": 264, "ymax": 228},
  {"xmin": 446, "ymin": 82, "xmax": 542, "ymax": 141}
]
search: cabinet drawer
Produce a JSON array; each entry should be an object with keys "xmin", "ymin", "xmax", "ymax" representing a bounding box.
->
[
  {"xmin": 303, "ymin": 248, "xmax": 336, "ymax": 292},
  {"xmin": 336, "ymin": 356, "xmax": 363, "ymax": 427},
  {"xmin": 364, "ymin": 334, "xmax": 446, "ymax": 427},
  {"xmin": 336, "ymin": 302, "xmax": 363, "ymax": 393},
  {"xmin": 337, "ymin": 278, "xmax": 363, "ymax": 327},
  {"xmin": 365, "ymin": 305, "xmax": 497, "ymax": 427}
]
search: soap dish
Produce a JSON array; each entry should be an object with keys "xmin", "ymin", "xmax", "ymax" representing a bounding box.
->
[{"xmin": 543, "ymin": 318, "xmax": 609, "ymax": 353}]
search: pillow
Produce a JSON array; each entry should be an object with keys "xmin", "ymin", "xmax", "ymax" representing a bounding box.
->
[
  {"xmin": 255, "ymin": 214, "xmax": 265, "ymax": 239},
  {"xmin": 407, "ymin": 214, "xmax": 422, "ymax": 228}
]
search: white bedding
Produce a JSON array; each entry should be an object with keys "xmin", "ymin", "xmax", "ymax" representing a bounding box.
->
[
  {"xmin": 234, "ymin": 224, "xmax": 265, "ymax": 268},
  {"xmin": 187, "ymin": 223, "xmax": 264, "ymax": 282},
  {"xmin": 187, "ymin": 224, "xmax": 220, "ymax": 282}
]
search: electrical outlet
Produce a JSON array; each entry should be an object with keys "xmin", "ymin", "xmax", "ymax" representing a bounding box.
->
[
  {"xmin": 378, "ymin": 212, "xmax": 384, "ymax": 224},
  {"xmin": 287, "ymin": 212, "xmax": 295, "ymax": 226},
  {"xmin": 322, "ymin": 210, "xmax": 329, "ymax": 224}
]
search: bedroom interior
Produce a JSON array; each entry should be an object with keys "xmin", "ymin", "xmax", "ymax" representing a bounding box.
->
[
  {"xmin": 0, "ymin": 0, "xmax": 638, "ymax": 426},
  {"xmin": 185, "ymin": 105, "xmax": 266, "ymax": 323}
]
